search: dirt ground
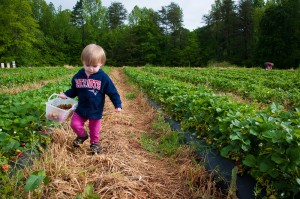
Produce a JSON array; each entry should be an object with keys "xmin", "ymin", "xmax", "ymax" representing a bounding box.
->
[{"xmin": 29, "ymin": 68, "xmax": 226, "ymax": 198}]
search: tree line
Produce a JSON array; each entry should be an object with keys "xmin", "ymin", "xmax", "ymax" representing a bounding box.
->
[{"xmin": 0, "ymin": 0, "xmax": 299, "ymax": 69}]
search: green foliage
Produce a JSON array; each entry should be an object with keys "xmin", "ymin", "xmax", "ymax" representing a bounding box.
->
[
  {"xmin": 0, "ymin": 169, "xmax": 25, "ymax": 197},
  {"xmin": 125, "ymin": 92, "xmax": 136, "ymax": 100},
  {"xmin": 24, "ymin": 170, "xmax": 49, "ymax": 192},
  {"xmin": 140, "ymin": 111, "xmax": 184, "ymax": 157},
  {"xmin": 75, "ymin": 183, "xmax": 100, "ymax": 199},
  {"xmin": 0, "ymin": 67, "xmax": 78, "ymax": 172},
  {"xmin": 0, "ymin": 0, "xmax": 41, "ymax": 66},
  {"xmin": 107, "ymin": 2, "xmax": 127, "ymax": 29},
  {"xmin": 256, "ymin": 3, "xmax": 299, "ymax": 68},
  {"xmin": 124, "ymin": 66, "xmax": 300, "ymax": 197},
  {"xmin": 142, "ymin": 66, "xmax": 300, "ymax": 109}
]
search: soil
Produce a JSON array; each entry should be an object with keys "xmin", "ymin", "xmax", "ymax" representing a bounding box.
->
[{"xmin": 28, "ymin": 68, "xmax": 226, "ymax": 198}]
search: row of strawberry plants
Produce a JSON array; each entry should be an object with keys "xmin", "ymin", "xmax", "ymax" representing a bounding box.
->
[
  {"xmin": 0, "ymin": 67, "xmax": 79, "ymax": 89},
  {"xmin": 156, "ymin": 67, "xmax": 300, "ymax": 91},
  {"xmin": 142, "ymin": 67, "xmax": 300, "ymax": 109},
  {"xmin": 0, "ymin": 67, "xmax": 113, "ymax": 196},
  {"xmin": 0, "ymin": 80, "xmax": 71, "ymax": 168},
  {"xmin": 124, "ymin": 67, "xmax": 300, "ymax": 197},
  {"xmin": 0, "ymin": 67, "xmax": 111, "ymax": 172},
  {"xmin": 0, "ymin": 69, "xmax": 76, "ymax": 195}
]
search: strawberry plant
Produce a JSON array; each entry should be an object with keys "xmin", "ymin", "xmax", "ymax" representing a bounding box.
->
[
  {"xmin": 0, "ymin": 67, "xmax": 111, "ymax": 197},
  {"xmin": 124, "ymin": 66, "xmax": 300, "ymax": 197}
]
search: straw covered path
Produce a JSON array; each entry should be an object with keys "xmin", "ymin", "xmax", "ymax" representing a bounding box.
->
[{"xmin": 29, "ymin": 68, "xmax": 225, "ymax": 198}]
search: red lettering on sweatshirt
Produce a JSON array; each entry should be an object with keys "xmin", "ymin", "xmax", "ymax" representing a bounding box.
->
[{"xmin": 75, "ymin": 79, "xmax": 101, "ymax": 90}]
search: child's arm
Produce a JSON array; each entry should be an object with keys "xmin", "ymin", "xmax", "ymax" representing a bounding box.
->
[{"xmin": 104, "ymin": 77, "xmax": 122, "ymax": 110}]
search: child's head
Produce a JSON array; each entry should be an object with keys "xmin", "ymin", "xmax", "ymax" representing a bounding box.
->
[{"xmin": 81, "ymin": 44, "xmax": 106, "ymax": 74}]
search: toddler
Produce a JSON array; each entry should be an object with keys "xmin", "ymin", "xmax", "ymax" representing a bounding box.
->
[{"xmin": 59, "ymin": 44, "xmax": 122, "ymax": 154}]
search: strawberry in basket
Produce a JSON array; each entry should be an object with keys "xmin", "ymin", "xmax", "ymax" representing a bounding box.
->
[{"xmin": 57, "ymin": 104, "xmax": 73, "ymax": 110}]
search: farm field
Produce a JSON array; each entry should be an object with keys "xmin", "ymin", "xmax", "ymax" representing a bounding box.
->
[
  {"xmin": 124, "ymin": 66, "xmax": 300, "ymax": 198},
  {"xmin": 0, "ymin": 67, "xmax": 225, "ymax": 198},
  {"xmin": 0, "ymin": 66, "xmax": 300, "ymax": 198}
]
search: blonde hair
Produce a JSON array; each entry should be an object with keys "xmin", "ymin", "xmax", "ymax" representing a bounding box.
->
[{"xmin": 81, "ymin": 44, "xmax": 106, "ymax": 66}]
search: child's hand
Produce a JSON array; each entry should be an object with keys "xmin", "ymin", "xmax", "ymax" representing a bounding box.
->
[
  {"xmin": 115, "ymin": 108, "xmax": 122, "ymax": 112},
  {"xmin": 59, "ymin": 92, "xmax": 67, "ymax": 99}
]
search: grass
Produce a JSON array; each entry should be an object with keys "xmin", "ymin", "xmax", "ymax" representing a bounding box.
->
[
  {"xmin": 140, "ymin": 111, "xmax": 184, "ymax": 157},
  {"xmin": 124, "ymin": 92, "xmax": 136, "ymax": 100},
  {"xmin": 139, "ymin": 111, "xmax": 229, "ymax": 198}
]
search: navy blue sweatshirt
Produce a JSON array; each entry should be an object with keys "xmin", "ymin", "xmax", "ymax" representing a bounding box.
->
[{"xmin": 64, "ymin": 68, "xmax": 122, "ymax": 119}]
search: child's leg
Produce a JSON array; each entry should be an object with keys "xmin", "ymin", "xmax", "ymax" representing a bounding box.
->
[
  {"xmin": 70, "ymin": 112, "xmax": 88, "ymax": 137},
  {"xmin": 88, "ymin": 119, "xmax": 101, "ymax": 144}
]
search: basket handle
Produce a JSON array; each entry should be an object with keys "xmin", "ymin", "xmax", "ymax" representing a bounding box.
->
[
  {"xmin": 48, "ymin": 93, "xmax": 59, "ymax": 101},
  {"xmin": 48, "ymin": 93, "xmax": 73, "ymax": 102}
]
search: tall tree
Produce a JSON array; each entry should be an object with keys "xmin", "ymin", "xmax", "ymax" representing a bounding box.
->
[
  {"xmin": 236, "ymin": 0, "xmax": 254, "ymax": 65},
  {"xmin": 219, "ymin": 0, "xmax": 238, "ymax": 61},
  {"xmin": 158, "ymin": 6, "xmax": 169, "ymax": 34},
  {"xmin": 206, "ymin": 0, "xmax": 223, "ymax": 61},
  {"xmin": 283, "ymin": 0, "xmax": 300, "ymax": 68},
  {"xmin": 166, "ymin": 2, "xmax": 183, "ymax": 32},
  {"xmin": 256, "ymin": 1, "xmax": 299, "ymax": 68},
  {"xmin": 158, "ymin": 2, "xmax": 183, "ymax": 33},
  {"xmin": 252, "ymin": 0, "xmax": 265, "ymax": 55},
  {"xmin": 31, "ymin": 0, "xmax": 56, "ymax": 36},
  {"xmin": 128, "ymin": 5, "xmax": 142, "ymax": 26},
  {"xmin": 128, "ymin": 7, "xmax": 163, "ymax": 65},
  {"xmin": 71, "ymin": 0, "xmax": 86, "ymax": 47},
  {"xmin": 194, "ymin": 25, "xmax": 217, "ymax": 66},
  {"xmin": 82, "ymin": 0, "xmax": 107, "ymax": 43},
  {"xmin": 158, "ymin": 2, "xmax": 184, "ymax": 66},
  {"xmin": 0, "ymin": 0, "xmax": 41, "ymax": 66},
  {"xmin": 107, "ymin": 2, "xmax": 127, "ymax": 30}
]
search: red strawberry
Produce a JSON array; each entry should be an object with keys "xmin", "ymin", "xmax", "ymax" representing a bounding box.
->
[
  {"xmin": 16, "ymin": 152, "xmax": 23, "ymax": 158},
  {"xmin": 2, "ymin": 164, "xmax": 9, "ymax": 171},
  {"xmin": 11, "ymin": 157, "xmax": 17, "ymax": 161}
]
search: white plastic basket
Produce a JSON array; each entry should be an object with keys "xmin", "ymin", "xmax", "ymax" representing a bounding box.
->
[{"xmin": 45, "ymin": 93, "xmax": 78, "ymax": 123}]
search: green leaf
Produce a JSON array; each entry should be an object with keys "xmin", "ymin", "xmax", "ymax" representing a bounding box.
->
[
  {"xmin": 259, "ymin": 159, "xmax": 272, "ymax": 172},
  {"xmin": 83, "ymin": 184, "xmax": 94, "ymax": 195},
  {"xmin": 24, "ymin": 170, "xmax": 47, "ymax": 192},
  {"xmin": 296, "ymin": 178, "xmax": 300, "ymax": 185},
  {"xmin": 262, "ymin": 130, "xmax": 276, "ymax": 140},
  {"xmin": 232, "ymin": 119, "xmax": 240, "ymax": 127},
  {"xmin": 271, "ymin": 154, "xmax": 286, "ymax": 164},
  {"xmin": 220, "ymin": 145, "xmax": 234, "ymax": 157},
  {"xmin": 24, "ymin": 175, "xmax": 46, "ymax": 192},
  {"xmin": 267, "ymin": 168, "xmax": 279, "ymax": 178},
  {"xmin": 2, "ymin": 140, "xmax": 19, "ymax": 151},
  {"xmin": 229, "ymin": 133, "xmax": 240, "ymax": 141},
  {"xmin": 243, "ymin": 155, "xmax": 257, "ymax": 167},
  {"xmin": 286, "ymin": 147, "xmax": 300, "ymax": 162}
]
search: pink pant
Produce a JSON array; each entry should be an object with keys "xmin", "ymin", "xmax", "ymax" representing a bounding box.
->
[{"xmin": 70, "ymin": 112, "xmax": 101, "ymax": 144}]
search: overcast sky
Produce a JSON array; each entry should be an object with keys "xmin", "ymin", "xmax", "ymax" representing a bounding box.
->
[{"xmin": 45, "ymin": 0, "xmax": 216, "ymax": 30}]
